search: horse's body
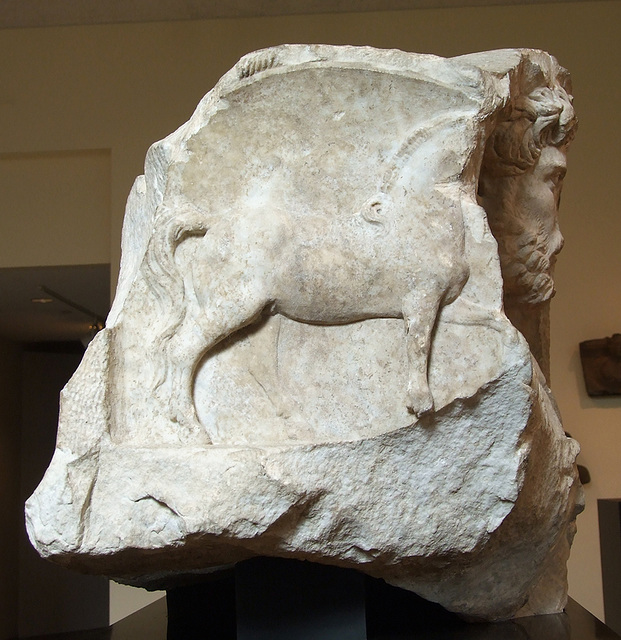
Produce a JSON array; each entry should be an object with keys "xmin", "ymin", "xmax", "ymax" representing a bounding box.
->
[{"xmin": 162, "ymin": 179, "xmax": 471, "ymax": 435}]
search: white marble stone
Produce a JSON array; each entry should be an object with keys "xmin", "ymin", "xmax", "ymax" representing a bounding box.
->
[{"xmin": 26, "ymin": 45, "xmax": 581, "ymax": 621}]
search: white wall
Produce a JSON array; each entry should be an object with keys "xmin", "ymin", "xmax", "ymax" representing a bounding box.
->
[{"xmin": 1, "ymin": 0, "xmax": 619, "ymax": 624}]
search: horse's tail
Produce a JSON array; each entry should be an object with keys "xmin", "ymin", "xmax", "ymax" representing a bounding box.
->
[{"xmin": 143, "ymin": 203, "xmax": 210, "ymax": 394}]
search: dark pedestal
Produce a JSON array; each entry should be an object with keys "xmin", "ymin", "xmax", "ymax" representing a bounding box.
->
[
  {"xmin": 166, "ymin": 568, "xmax": 236, "ymax": 640},
  {"xmin": 163, "ymin": 558, "xmax": 621, "ymax": 639},
  {"xmin": 165, "ymin": 559, "xmax": 366, "ymax": 639},
  {"xmin": 236, "ymin": 558, "xmax": 366, "ymax": 640},
  {"xmin": 599, "ymin": 498, "xmax": 621, "ymax": 636}
]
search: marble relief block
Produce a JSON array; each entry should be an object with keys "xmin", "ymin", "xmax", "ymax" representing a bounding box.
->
[{"xmin": 26, "ymin": 45, "xmax": 582, "ymax": 621}]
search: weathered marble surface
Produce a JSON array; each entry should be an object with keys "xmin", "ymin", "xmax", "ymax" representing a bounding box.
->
[{"xmin": 26, "ymin": 45, "xmax": 581, "ymax": 621}]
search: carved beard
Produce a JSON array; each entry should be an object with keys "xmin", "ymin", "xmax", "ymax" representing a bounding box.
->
[
  {"xmin": 496, "ymin": 225, "xmax": 556, "ymax": 305},
  {"xmin": 480, "ymin": 172, "xmax": 558, "ymax": 307}
]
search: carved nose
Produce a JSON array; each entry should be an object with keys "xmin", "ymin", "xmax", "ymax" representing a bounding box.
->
[{"xmin": 551, "ymin": 231, "xmax": 565, "ymax": 256}]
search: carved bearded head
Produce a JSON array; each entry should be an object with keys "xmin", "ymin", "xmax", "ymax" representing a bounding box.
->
[{"xmin": 479, "ymin": 84, "xmax": 577, "ymax": 304}]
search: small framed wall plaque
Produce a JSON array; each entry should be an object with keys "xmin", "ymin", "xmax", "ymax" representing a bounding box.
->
[{"xmin": 579, "ymin": 334, "xmax": 621, "ymax": 397}]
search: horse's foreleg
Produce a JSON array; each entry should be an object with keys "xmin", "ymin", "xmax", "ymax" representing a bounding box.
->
[{"xmin": 402, "ymin": 291, "xmax": 442, "ymax": 418}]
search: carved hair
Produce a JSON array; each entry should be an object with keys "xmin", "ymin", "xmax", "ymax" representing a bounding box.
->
[
  {"xmin": 482, "ymin": 84, "xmax": 577, "ymax": 177},
  {"xmin": 489, "ymin": 193, "xmax": 557, "ymax": 305}
]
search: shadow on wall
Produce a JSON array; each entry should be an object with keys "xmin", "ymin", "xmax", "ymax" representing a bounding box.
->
[{"xmin": 18, "ymin": 345, "xmax": 109, "ymax": 638}]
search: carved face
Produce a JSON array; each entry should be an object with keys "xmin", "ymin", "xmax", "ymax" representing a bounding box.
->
[
  {"xmin": 480, "ymin": 145, "xmax": 568, "ymax": 304},
  {"xmin": 512, "ymin": 146, "xmax": 567, "ymax": 258}
]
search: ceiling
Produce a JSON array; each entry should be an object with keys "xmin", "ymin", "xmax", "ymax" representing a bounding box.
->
[{"xmin": 0, "ymin": 0, "xmax": 599, "ymax": 29}]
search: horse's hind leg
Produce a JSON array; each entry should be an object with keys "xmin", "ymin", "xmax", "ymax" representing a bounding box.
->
[
  {"xmin": 163, "ymin": 289, "xmax": 272, "ymax": 440},
  {"xmin": 165, "ymin": 213, "xmax": 285, "ymax": 435},
  {"xmin": 162, "ymin": 314, "xmax": 213, "ymax": 441}
]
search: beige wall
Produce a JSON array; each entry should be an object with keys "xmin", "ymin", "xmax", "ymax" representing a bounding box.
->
[
  {"xmin": 0, "ymin": 150, "xmax": 110, "ymax": 267},
  {"xmin": 1, "ymin": 0, "xmax": 619, "ymax": 624}
]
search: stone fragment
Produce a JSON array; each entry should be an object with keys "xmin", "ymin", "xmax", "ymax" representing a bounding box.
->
[{"xmin": 26, "ymin": 45, "xmax": 581, "ymax": 621}]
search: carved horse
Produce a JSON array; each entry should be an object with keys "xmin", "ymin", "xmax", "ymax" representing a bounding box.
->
[{"xmin": 147, "ymin": 113, "xmax": 479, "ymax": 440}]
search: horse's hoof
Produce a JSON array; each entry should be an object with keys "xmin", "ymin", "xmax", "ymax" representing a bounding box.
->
[
  {"xmin": 275, "ymin": 405, "xmax": 292, "ymax": 419},
  {"xmin": 170, "ymin": 408, "xmax": 212, "ymax": 445},
  {"xmin": 181, "ymin": 419, "xmax": 212, "ymax": 445},
  {"xmin": 406, "ymin": 391, "xmax": 434, "ymax": 418}
]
